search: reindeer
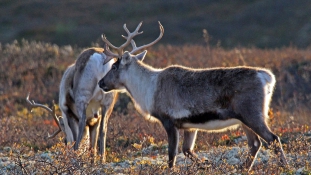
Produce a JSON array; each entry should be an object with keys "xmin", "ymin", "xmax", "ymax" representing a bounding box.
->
[
  {"xmin": 58, "ymin": 46, "xmax": 118, "ymax": 160},
  {"xmin": 98, "ymin": 25, "xmax": 288, "ymax": 171},
  {"xmin": 58, "ymin": 21, "xmax": 164, "ymax": 162},
  {"xmin": 26, "ymin": 46, "xmax": 118, "ymax": 161}
]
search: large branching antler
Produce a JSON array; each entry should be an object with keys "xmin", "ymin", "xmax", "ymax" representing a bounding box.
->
[
  {"xmin": 26, "ymin": 93, "xmax": 65, "ymax": 140},
  {"xmin": 129, "ymin": 21, "xmax": 164, "ymax": 54},
  {"xmin": 102, "ymin": 21, "xmax": 143, "ymax": 56},
  {"xmin": 102, "ymin": 21, "xmax": 164, "ymax": 64}
]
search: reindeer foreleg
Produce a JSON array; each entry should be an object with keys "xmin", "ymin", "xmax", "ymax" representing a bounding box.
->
[
  {"xmin": 74, "ymin": 102, "xmax": 87, "ymax": 150},
  {"xmin": 183, "ymin": 130, "xmax": 210, "ymax": 169},
  {"xmin": 161, "ymin": 118, "xmax": 179, "ymax": 168},
  {"xmin": 183, "ymin": 130, "xmax": 198, "ymax": 162}
]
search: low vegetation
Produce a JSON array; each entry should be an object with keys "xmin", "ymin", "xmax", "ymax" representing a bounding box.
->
[{"xmin": 0, "ymin": 40, "xmax": 310, "ymax": 174}]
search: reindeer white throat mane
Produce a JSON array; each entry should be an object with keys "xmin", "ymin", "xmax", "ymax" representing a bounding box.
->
[{"xmin": 124, "ymin": 60, "xmax": 161, "ymax": 119}]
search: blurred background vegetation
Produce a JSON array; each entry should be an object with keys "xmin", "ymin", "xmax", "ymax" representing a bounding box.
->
[{"xmin": 1, "ymin": 0, "xmax": 311, "ymax": 48}]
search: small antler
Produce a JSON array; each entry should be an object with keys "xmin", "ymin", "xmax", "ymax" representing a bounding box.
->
[
  {"xmin": 130, "ymin": 21, "xmax": 164, "ymax": 54},
  {"xmin": 26, "ymin": 93, "xmax": 64, "ymax": 140},
  {"xmin": 103, "ymin": 44, "xmax": 119, "ymax": 65}
]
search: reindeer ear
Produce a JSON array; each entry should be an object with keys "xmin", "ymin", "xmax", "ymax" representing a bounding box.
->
[{"xmin": 135, "ymin": 50, "xmax": 147, "ymax": 61}]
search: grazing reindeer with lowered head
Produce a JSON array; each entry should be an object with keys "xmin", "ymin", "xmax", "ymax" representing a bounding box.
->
[
  {"xmin": 26, "ymin": 47, "xmax": 118, "ymax": 161},
  {"xmin": 58, "ymin": 45, "xmax": 118, "ymax": 160},
  {"xmin": 98, "ymin": 27, "xmax": 288, "ymax": 171},
  {"xmin": 59, "ymin": 21, "xmax": 164, "ymax": 162}
]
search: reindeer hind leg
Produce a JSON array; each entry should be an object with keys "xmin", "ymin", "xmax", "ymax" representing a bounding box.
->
[
  {"xmin": 241, "ymin": 124, "xmax": 261, "ymax": 171},
  {"xmin": 233, "ymin": 95, "xmax": 287, "ymax": 170},
  {"xmin": 238, "ymin": 110, "xmax": 287, "ymax": 168},
  {"xmin": 247, "ymin": 122, "xmax": 287, "ymax": 166}
]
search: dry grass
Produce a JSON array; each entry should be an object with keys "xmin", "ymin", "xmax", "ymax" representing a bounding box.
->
[{"xmin": 0, "ymin": 40, "xmax": 310, "ymax": 174}]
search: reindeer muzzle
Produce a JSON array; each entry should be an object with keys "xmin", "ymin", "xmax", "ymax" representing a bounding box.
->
[{"xmin": 98, "ymin": 79, "xmax": 109, "ymax": 92}]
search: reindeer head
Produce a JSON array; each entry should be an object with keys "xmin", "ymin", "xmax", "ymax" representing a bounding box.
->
[
  {"xmin": 99, "ymin": 51, "xmax": 147, "ymax": 92},
  {"xmin": 99, "ymin": 21, "xmax": 164, "ymax": 92}
]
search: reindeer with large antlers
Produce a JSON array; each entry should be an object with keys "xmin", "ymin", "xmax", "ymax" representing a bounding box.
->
[
  {"xmin": 57, "ymin": 21, "xmax": 163, "ymax": 162},
  {"xmin": 98, "ymin": 23, "xmax": 288, "ymax": 171}
]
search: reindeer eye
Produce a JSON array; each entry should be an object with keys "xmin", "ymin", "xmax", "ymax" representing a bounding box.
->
[{"xmin": 112, "ymin": 64, "xmax": 117, "ymax": 71}]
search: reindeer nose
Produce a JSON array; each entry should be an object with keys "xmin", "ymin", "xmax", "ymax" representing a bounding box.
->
[
  {"xmin": 98, "ymin": 79, "xmax": 105, "ymax": 89},
  {"xmin": 98, "ymin": 79, "xmax": 110, "ymax": 91}
]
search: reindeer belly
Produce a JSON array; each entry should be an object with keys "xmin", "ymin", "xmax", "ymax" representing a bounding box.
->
[
  {"xmin": 85, "ymin": 100, "xmax": 101, "ymax": 126},
  {"xmin": 87, "ymin": 117, "xmax": 100, "ymax": 126},
  {"xmin": 174, "ymin": 110, "xmax": 242, "ymax": 132},
  {"xmin": 182, "ymin": 119, "xmax": 241, "ymax": 132}
]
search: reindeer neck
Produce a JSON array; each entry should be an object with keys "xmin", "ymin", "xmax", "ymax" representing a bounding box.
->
[{"xmin": 124, "ymin": 61, "xmax": 161, "ymax": 114}]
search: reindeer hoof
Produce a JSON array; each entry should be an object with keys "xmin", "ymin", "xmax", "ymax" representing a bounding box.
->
[{"xmin": 197, "ymin": 159, "xmax": 211, "ymax": 169}]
